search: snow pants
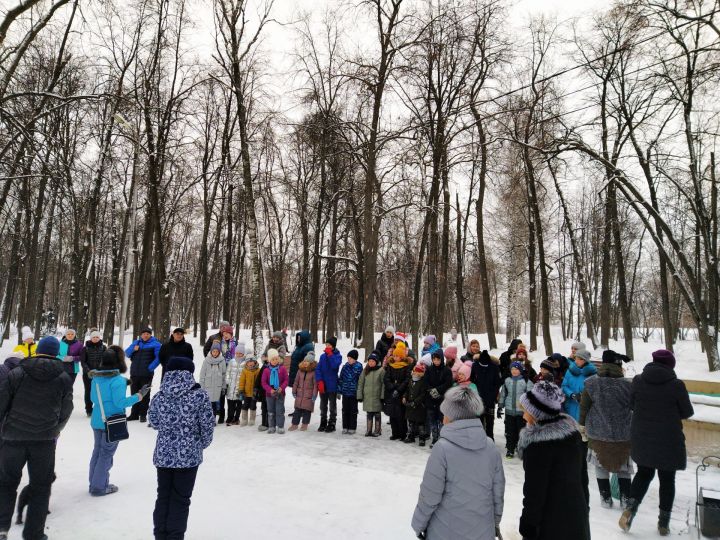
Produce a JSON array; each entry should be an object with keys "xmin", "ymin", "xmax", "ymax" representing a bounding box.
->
[
  {"xmin": 341, "ymin": 395, "xmax": 358, "ymax": 430},
  {"xmin": 504, "ymin": 414, "xmax": 525, "ymax": 454},
  {"xmin": 153, "ymin": 466, "xmax": 199, "ymax": 540}
]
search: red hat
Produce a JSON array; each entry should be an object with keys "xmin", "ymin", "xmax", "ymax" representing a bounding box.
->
[
  {"xmin": 413, "ymin": 363, "xmax": 426, "ymax": 374},
  {"xmin": 395, "ymin": 332, "xmax": 408, "ymax": 344}
]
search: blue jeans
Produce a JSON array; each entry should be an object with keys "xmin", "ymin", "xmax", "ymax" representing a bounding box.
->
[
  {"xmin": 89, "ymin": 428, "xmax": 119, "ymax": 494},
  {"xmin": 266, "ymin": 395, "xmax": 285, "ymax": 429}
]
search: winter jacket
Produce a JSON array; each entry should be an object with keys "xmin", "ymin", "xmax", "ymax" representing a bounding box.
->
[
  {"xmin": 239, "ymin": 364, "xmax": 260, "ymax": 398},
  {"xmin": 580, "ymin": 363, "xmax": 632, "ymax": 442},
  {"xmin": 0, "ymin": 355, "xmax": 21, "ymax": 384},
  {"xmin": 125, "ymin": 336, "xmax": 162, "ymax": 377},
  {"xmin": 424, "ymin": 360, "xmax": 453, "ymax": 409},
  {"xmin": 255, "ymin": 362, "xmax": 269, "ymax": 399},
  {"xmin": 148, "ymin": 370, "xmax": 215, "ymax": 468},
  {"xmin": 357, "ymin": 365, "xmax": 385, "ymax": 413},
  {"xmin": 337, "ymin": 361, "xmax": 363, "ymax": 397},
  {"xmin": 421, "ymin": 342, "xmax": 442, "ymax": 359},
  {"xmin": 80, "ymin": 340, "xmax": 107, "ymax": 372},
  {"xmin": 316, "ymin": 348, "xmax": 342, "ymax": 393},
  {"xmin": 224, "ymin": 359, "xmax": 243, "ymax": 400},
  {"xmin": 203, "ymin": 332, "xmax": 222, "ymax": 356},
  {"xmin": 499, "ymin": 339, "xmax": 522, "ymax": 380},
  {"xmin": 289, "ymin": 330, "xmax": 314, "ymax": 385},
  {"xmin": 470, "ymin": 353, "xmax": 502, "ymax": 410},
  {"xmin": 60, "ymin": 337, "xmax": 83, "ymax": 376},
  {"xmin": 630, "ymin": 362, "xmax": 694, "ymax": 471},
  {"xmin": 383, "ymin": 360, "xmax": 412, "ymax": 418},
  {"xmin": 499, "ymin": 376, "xmax": 534, "ymax": 416},
  {"xmin": 219, "ymin": 338, "xmax": 237, "ymax": 362},
  {"xmin": 0, "ymin": 354, "xmax": 73, "ymax": 441},
  {"xmin": 261, "ymin": 363, "xmax": 289, "ymax": 396},
  {"xmin": 412, "ymin": 418, "xmax": 505, "ymax": 540},
  {"xmin": 12, "ymin": 342, "xmax": 37, "ymax": 358},
  {"xmin": 404, "ymin": 377, "xmax": 427, "ymax": 423},
  {"xmin": 518, "ymin": 414, "xmax": 590, "ymax": 540},
  {"xmin": 262, "ymin": 341, "xmax": 287, "ymax": 360},
  {"xmin": 560, "ymin": 360, "xmax": 597, "ymax": 420},
  {"xmin": 89, "ymin": 370, "xmax": 139, "ymax": 430},
  {"xmin": 292, "ymin": 359, "xmax": 317, "ymax": 412},
  {"xmin": 159, "ymin": 338, "xmax": 194, "ymax": 372},
  {"xmin": 375, "ymin": 333, "xmax": 394, "ymax": 362},
  {"xmin": 199, "ymin": 353, "xmax": 227, "ymax": 402}
]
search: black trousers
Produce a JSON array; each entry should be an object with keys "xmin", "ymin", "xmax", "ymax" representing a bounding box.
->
[
  {"xmin": 291, "ymin": 409, "xmax": 312, "ymax": 425},
  {"xmin": 83, "ymin": 371, "xmax": 93, "ymax": 413},
  {"xmin": 320, "ymin": 392, "xmax": 337, "ymax": 425},
  {"xmin": 217, "ymin": 392, "xmax": 226, "ymax": 422},
  {"xmin": 504, "ymin": 414, "xmax": 526, "ymax": 453},
  {"xmin": 241, "ymin": 397, "xmax": 257, "ymax": 411},
  {"xmin": 341, "ymin": 396, "xmax": 358, "ymax": 430},
  {"xmin": 408, "ymin": 420, "xmax": 427, "ymax": 440},
  {"xmin": 226, "ymin": 400, "xmax": 241, "ymax": 422},
  {"xmin": 0, "ymin": 440, "xmax": 55, "ymax": 540},
  {"xmin": 426, "ymin": 406, "xmax": 443, "ymax": 441},
  {"xmin": 481, "ymin": 405, "xmax": 495, "ymax": 440},
  {"xmin": 130, "ymin": 374, "xmax": 153, "ymax": 417},
  {"xmin": 389, "ymin": 410, "xmax": 407, "ymax": 439},
  {"xmin": 631, "ymin": 465, "xmax": 676, "ymax": 512},
  {"xmin": 259, "ymin": 394, "xmax": 268, "ymax": 427},
  {"xmin": 153, "ymin": 466, "xmax": 199, "ymax": 540}
]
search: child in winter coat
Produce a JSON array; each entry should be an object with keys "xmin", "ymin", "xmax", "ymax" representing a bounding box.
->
[
  {"xmin": 421, "ymin": 335, "xmax": 441, "ymax": 358},
  {"xmin": 261, "ymin": 349, "xmax": 289, "ymax": 434},
  {"xmin": 316, "ymin": 336, "xmax": 342, "ymax": 433},
  {"xmin": 13, "ymin": 326, "xmax": 37, "ymax": 358},
  {"xmin": 289, "ymin": 351, "xmax": 317, "ymax": 431},
  {"xmin": 561, "ymin": 349, "xmax": 596, "ymax": 421},
  {"xmin": 238, "ymin": 356, "xmax": 260, "ymax": 426},
  {"xmin": 515, "ymin": 344, "xmax": 537, "ymax": 381},
  {"xmin": 255, "ymin": 355, "xmax": 270, "ymax": 431},
  {"xmin": 384, "ymin": 341, "xmax": 412, "ymax": 440},
  {"xmin": 200, "ymin": 342, "xmax": 227, "ymax": 423},
  {"xmin": 425, "ymin": 350, "xmax": 453, "ymax": 448},
  {"xmin": 454, "ymin": 362, "xmax": 478, "ymax": 394},
  {"xmin": 469, "ymin": 350, "xmax": 502, "ymax": 441},
  {"xmin": 224, "ymin": 345, "xmax": 245, "ymax": 426},
  {"xmin": 498, "ymin": 361, "xmax": 534, "ymax": 458},
  {"xmin": 357, "ymin": 352, "xmax": 385, "ymax": 437},
  {"xmin": 338, "ymin": 350, "xmax": 364, "ymax": 434},
  {"xmin": 403, "ymin": 363, "xmax": 428, "ymax": 446}
]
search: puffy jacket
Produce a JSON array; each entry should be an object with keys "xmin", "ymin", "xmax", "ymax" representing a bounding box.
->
[
  {"xmin": 337, "ymin": 361, "xmax": 363, "ymax": 397},
  {"xmin": 499, "ymin": 376, "xmax": 534, "ymax": 416},
  {"xmin": 81, "ymin": 340, "xmax": 107, "ymax": 372},
  {"xmin": 125, "ymin": 336, "xmax": 161, "ymax": 377},
  {"xmin": 13, "ymin": 342, "xmax": 37, "ymax": 358},
  {"xmin": 290, "ymin": 330, "xmax": 314, "ymax": 385},
  {"xmin": 292, "ymin": 359, "xmax": 317, "ymax": 412},
  {"xmin": 224, "ymin": 359, "xmax": 243, "ymax": 400},
  {"xmin": 470, "ymin": 353, "xmax": 502, "ymax": 409},
  {"xmin": 374, "ymin": 333, "xmax": 394, "ymax": 362},
  {"xmin": 561, "ymin": 360, "xmax": 597, "ymax": 420},
  {"xmin": 357, "ymin": 366, "xmax": 385, "ymax": 413},
  {"xmin": 60, "ymin": 338, "xmax": 83, "ymax": 376},
  {"xmin": 384, "ymin": 360, "xmax": 412, "ymax": 418},
  {"xmin": 316, "ymin": 349, "xmax": 342, "ymax": 393},
  {"xmin": 412, "ymin": 418, "xmax": 505, "ymax": 540},
  {"xmin": 261, "ymin": 363, "xmax": 289, "ymax": 396},
  {"xmin": 148, "ymin": 370, "xmax": 215, "ymax": 468},
  {"xmin": 238, "ymin": 364, "xmax": 260, "ymax": 398},
  {"xmin": 89, "ymin": 370, "xmax": 139, "ymax": 430},
  {"xmin": 404, "ymin": 377, "xmax": 427, "ymax": 423},
  {"xmin": 0, "ymin": 355, "xmax": 22, "ymax": 384},
  {"xmin": 0, "ymin": 355, "xmax": 73, "ymax": 441},
  {"xmin": 425, "ymin": 360, "xmax": 453, "ymax": 408},
  {"xmin": 199, "ymin": 353, "xmax": 227, "ymax": 402},
  {"xmin": 159, "ymin": 338, "xmax": 194, "ymax": 372}
]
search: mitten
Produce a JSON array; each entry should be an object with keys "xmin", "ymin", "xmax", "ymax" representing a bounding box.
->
[
  {"xmin": 318, "ymin": 381, "xmax": 326, "ymax": 394},
  {"xmin": 429, "ymin": 388, "xmax": 440, "ymax": 400}
]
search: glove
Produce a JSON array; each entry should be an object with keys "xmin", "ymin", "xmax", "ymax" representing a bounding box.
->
[
  {"xmin": 137, "ymin": 384, "xmax": 151, "ymax": 398},
  {"xmin": 318, "ymin": 381, "xmax": 326, "ymax": 395},
  {"xmin": 496, "ymin": 408, "xmax": 503, "ymax": 419},
  {"xmin": 62, "ymin": 355, "xmax": 74, "ymax": 363},
  {"xmin": 392, "ymin": 390, "xmax": 399, "ymax": 399},
  {"xmin": 429, "ymin": 388, "xmax": 440, "ymax": 400}
]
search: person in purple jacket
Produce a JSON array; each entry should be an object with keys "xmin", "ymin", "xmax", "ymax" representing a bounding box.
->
[
  {"xmin": 60, "ymin": 329, "xmax": 84, "ymax": 383},
  {"xmin": 260, "ymin": 349, "xmax": 288, "ymax": 434},
  {"xmin": 316, "ymin": 336, "xmax": 342, "ymax": 433}
]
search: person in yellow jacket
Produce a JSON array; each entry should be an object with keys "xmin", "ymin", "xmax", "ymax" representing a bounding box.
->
[
  {"xmin": 13, "ymin": 326, "xmax": 37, "ymax": 358},
  {"xmin": 237, "ymin": 356, "xmax": 260, "ymax": 426}
]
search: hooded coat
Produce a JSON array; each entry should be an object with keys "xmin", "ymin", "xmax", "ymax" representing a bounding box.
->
[
  {"xmin": 499, "ymin": 339, "xmax": 522, "ymax": 380},
  {"xmin": 560, "ymin": 360, "xmax": 597, "ymax": 420},
  {"xmin": 499, "ymin": 376, "xmax": 534, "ymax": 416},
  {"xmin": 357, "ymin": 365, "xmax": 385, "ymax": 413},
  {"xmin": 199, "ymin": 352, "xmax": 227, "ymax": 402},
  {"xmin": 375, "ymin": 333, "xmax": 394, "ymax": 362},
  {"xmin": 225, "ymin": 358, "xmax": 243, "ymax": 400},
  {"xmin": 384, "ymin": 359, "xmax": 412, "ymax": 418},
  {"xmin": 148, "ymin": 370, "xmax": 215, "ymax": 468},
  {"xmin": 290, "ymin": 330, "xmax": 314, "ymax": 385},
  {"xmin": 89, "ymin": 369, "xmax": 139, "ymax": 430},
  {"xmin": 630, "ymin": 362, "xmax": 694, "ymax": 471},
  {"xmin": 470, "ymin": 352, "xmax": 503, "ymax": 410},
  {"xmin": 412, "ymin": 418, "xmax": 505, "ymax": 540},
  {"xmin": 424, "ymin": 359, "xmax": 454, "ymax": 409},
  {"xmin": 292, "ymin": 359, "xmax": 317, "ymax": 412},
  {"xmin": 238, "ymin": 362, "xmax": 260, "ymax": 398}
]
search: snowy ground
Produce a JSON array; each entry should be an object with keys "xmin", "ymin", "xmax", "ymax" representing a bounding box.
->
[{"xmin": 1, "ymin": 328, "xmax": 717, "ymax": 539}]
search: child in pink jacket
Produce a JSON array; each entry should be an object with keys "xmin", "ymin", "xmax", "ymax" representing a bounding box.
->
[{"xmin": 261, "ymin": 349, "xmax": 288, "ymax": 434}]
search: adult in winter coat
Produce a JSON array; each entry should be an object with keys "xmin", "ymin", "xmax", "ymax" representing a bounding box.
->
[
  {"xmin": 199, "ymin": 344, "xmax": 227, "ymax": 421},
  {"xmin": 357, "ymin": 353, "xmax": 385, "ymax": 437},
  {"xmin": 262, "ymin": 331, "xmax": 288, "ymax": 359},
  {"xmin": 579, "ymin": 349, "xmax": 633, "ymax": 509},
  {"xmin": 375, "ymin": 326, "xmax": 395, "ymax": 362},
  {"xmin": 238, "ymin": 356, "xmax": 260, "ymax": 426},
  {"xmin": 315, "ymin": 337, "xmax": 342, "ymax": 433},
  {"xmin": 499, "ymin": 338, "xmax": 522, "ymax": 380},
  {"xmin": 425, "ymin": 350, "xmax": 454, "ymax": 447},
  {"xmin": 470, "ymin": 350, "xmax": 503, "ymax": 440},
  {"xmin": 412, "ymin": 386, "xmax": 505, "ymax": 540},
  {"xmin": 202, "ymin": 320, "xmax": 229, "ymax": 356},
  {"xmin": 0, "ymin": 352, "xmax": 22, "ymax": 384},
  {"xmin": 518, "ymin": 380, "xmax": 590, "ymax": 540},
  {"xmin": 125, "ymin": 327, "xmax": 161, "ymax": 422},
  {"xmin": 88, "ymin": 346, "xmax": 148, "ymax": 496},
  {"xmin": 497, "ymin": 361, "xmax": 533, "ymax": 458},
  {"xmin": 12, "ymin": 326, "xmax": 37, "ymax": 358},
  {"xmin": 403, "ymin": 363, "xmax": 428, "ymax": 445},
  {"xmin": 619, "ymin": 349, "xmax": 694, "ymax": 536},
  {"xmin": 81, "ymin": 331, "xmax": 107, "ymax": 416},
  {"xmin": 338, "ymin": 350, "xmax": 364, "ymax": 434},
  {"xmin": 561, "ymin": 349, "xmax": 597, "ymax": 421},
  {"xmin": 149, "ymin": 356, "xmax": 215, "ymax": 540},
  {"xmin": 290, "ymin": 352, "xmax": 317, "ymax": 430},
  {"xmin": 0, "ymin": 336, "xmax": 73, "ymax": 540},
  {"xmin": 289, "ymin": 330, "xmax": 314, "ymax": 385},
  {"xmin": 159, "ymin": 328, "xmax": 194, "ymax": 379},
  {"xmin": 60, "ymin": 329, "xmax": 83, "ymax": 382},
  {"xmin": 421, "ymin": 335, "xmax": 442, "ymax": 359},
  {"xmin": 384, "ymin": 342, "xmax": 412, "ymax": 440}
]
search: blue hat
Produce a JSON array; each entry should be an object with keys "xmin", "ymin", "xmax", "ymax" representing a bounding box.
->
[
  {"xmin": 36, "ymin": 336, "xmax": 60, "ymax": 357},
  {"xmin": 167, "ymin": 356, "xmax": 195, "ymax": 374},
  {"xmin": 510, "ymin": 361, "xmax": 524, "ymax": 373}
]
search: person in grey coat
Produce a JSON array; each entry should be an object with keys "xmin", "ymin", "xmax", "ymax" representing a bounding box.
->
[{"xmin": 412, "ymin": 386, "xmax": 505, "ymax": 540}]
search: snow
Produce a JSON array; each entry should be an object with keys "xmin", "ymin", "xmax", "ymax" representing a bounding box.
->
[
  {"xmin": 691, "ymin": 395, "xmax": 720, "ymax": 407},
  {"xmin": 0, "ymin": 328, "xmax": 713, "ymax": 539},
  {"xmin": 690, "ymin": 403, "xmax": 720, "ymax": 425}
]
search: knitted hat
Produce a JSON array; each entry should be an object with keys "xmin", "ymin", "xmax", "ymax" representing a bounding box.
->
[
  {"xmin": 89, "ymin": 330, "xmax": 102, "ymax": 340},
  {"xmin": 431, "ymin": 350, "xmax": 444, "ymax": 361},
  {"xmin": 347, "ymin": 349, "xmax": 359, "ymax": 361},
  {"xmin": 267, "ymin": 348, "xmax": 280, "ymax": 363},
  {"xmin": 515, "ymin": 343, "xmax": 528, "ymax": 357},
  {"xmin": 140, "ymin": 326, "xmax": 153, "ymax": 335},
  {"xmin": 21, "ymin": 326, "xmax": 33, "ymax": 341},
  {"xmin": 244, "ymin": 355, "xmax": 257, "ymax": 366},
  {"xmin": 220, "ymin": 325, "xmax": 234, "ymax": 336},
  {"xmin": 65, "ymin": 328, "xmax": 77, "ymax": 337},
  {"xmin": 100, "ymin": 348, "xmax": 120, "ymax": 369},
  {"xmin": 551, "ymin": 352, "xmax": 565, "ymax": 362},
  {"xmin": 575, "ymin": 349, "xmax": 591, "ymax": 362},
  {"xmin": 520, "ymin": 380, "xmax": 564, "ymax": 421},
  {"xmin": 457, "ymin": 362, "xmax": 471, "ymax": 381},
  {"xmin": 440, "ymin": 386, "xmax": 485, "ymax": 421},
  {"xmin": 36, "ymin": 336, "xmax": 60, "ymax": 357},
  {"xmin": 305, "ymin": 351, "xmax": 316, "ymax": 362},
  {"xmin": 540, "ymin": 358, "xmax": 557, "ymax": 371},
  {"xmin": 413, "ymin": 363, "xmax": 426, "ymax": 374},
  {"xmin": 652, "ymin": 349, "xmax": 676, "ymax": 369},
  {"xmin": 444, "ymin": 345, "xmax": 457, "ymax": 361},
  {"xmin": 235, "ymin": 342, "xmax": 246, "ymax": 355},
  {"xmin": 172, "ymin": 327, "xmax": 185, "ymax": 334},
  {"xmin": 384, "ymin": 325, "xmax": 395, "ymax": 334},
  {"xmin": 271, "ymin": 331, "xmax": 283, "ymax": 340},
  {"xmin": 423, "ymin": 335, "xmax": 436, "ymax": 347},
  {"xmin": 167, "ymin": 356, "xmax": 195, "ymax": 374},
  {"xmin": 420, "ymin": 353, "xmax": 432, "ymax": 366},
  {"xmin": 367, "ymin": 352, "xmax": 379, "ymax": 364},
  {"xmin": 394, "ymin": 342, "xmax": 407, "ymax": 359},
  {"xmin": 210, "ymin": 342, "xmax": 222, "ymax": 354},
  {"xmin": 571, "ymin": 341, "xmax": 586, "ymax": 351},
  {"xmin": 326, "ymin": 336, "xmax": 338, "ymax": 349},
  {"xmin": 510, "ymin": 361, "xmax": 524, "ymax": 373}
]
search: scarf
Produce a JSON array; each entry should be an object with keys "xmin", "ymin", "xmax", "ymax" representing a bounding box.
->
[
  {"xmin": 389, "ymin": 359, "xmax": 410, "ymax": 369},
  {"xmin": 269, "ymin": 365, "xmax": 280, "ymax": 388}
]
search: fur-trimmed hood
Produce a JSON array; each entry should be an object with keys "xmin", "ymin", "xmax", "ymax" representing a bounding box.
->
[
  {"xmin": 298, "ymin": 359, "xmax": 317, "ymax": 372},
  {"xmin": 518, "ymin": 413, "xmax": 579, "ymax": 459}
]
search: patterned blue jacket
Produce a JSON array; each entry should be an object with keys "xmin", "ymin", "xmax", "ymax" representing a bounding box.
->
[
  {"xmin": 148, "ymin": 370, "xmax": 215, "ymax": 468},
  {"xmin": 337, "ymin": 361, "xmax": 364, "ymax": 397}
]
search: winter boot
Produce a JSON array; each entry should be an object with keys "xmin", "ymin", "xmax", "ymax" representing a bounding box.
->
[
  {"xmin": 139, "ymin": 415, "xmax": 147, "ymax": 423},
  {"xmin": 300, "ymin": 423, "xmax": 309, "ymax": 431},
  {"xmin": 419, "ymin": 437, "xmax": 426, "ymax": 447},
  {"xmin": 505, "ymin": 451, "xmax": 514, "ymax": 460},
  {"xmin": 267, "ymin": 427, "xmax": 276, "ymax": 434},
  {"xmin": 325, "ymin": 421, "xmax": 336, "ymax": 433},
  {"xmin": 277, "ymin": 427, "xmax": 285, "ymax": 434},
  {"xmin": 597, "ymin": 479, "xmax": 613, "ymax": 509},
  {"xmin": 403, "ymin": 434, "xmax": 416, "ymax": 444},
  {"xmin": 248, "ymin": 410, "xmax": 256, "ymax": 426},
  {"xmin": 430, "ymin": 434, "xmax": 439, "ymax": 449},
  {"xmin": 658, "ymin": 510, "xmax": 671, "ymax": 536},
  {"xmin": 372, "ymin": 417, "xmax": 382, "ymax": 437},
  {"xmin": 240, "ymin": 410, "xmax": 248, "ymax": 427},
  {"xmin": 318, "ymin": 418, "xmax": 327, "ymax": 432},
  {"xmin": 348, "ymin": 430, "xmax": 356, "ymax": 435},
  {"xmin": 619, "ymin": 499, "xmax": 639, "ymax": 531},
  {"xmin": 618, "ymin": 477, "xmax": 632, "ymax": 510},
  {"xmin": 365, "ymin": 419, "xmax": 373, "ymax": 437},
  {"xmin": 288, "ymin": 424, "xmax": 299, "ymax": 432},
  {"xmin": 0, "ymin": 531, "xmax": 7, "ymax": 540},
  {"xmin": 258, "ymin": 424, "xmax": 268, "ymax": 432},
  {"xmin": 217, "ymin": 411, "xmax": 225, "ymax": 425},
  {"xmin": 342, "ymin": 429, "xmax": 349, "ymax": 435},
  {"xmin": 127, "ymin": 414, "xmax": 139, "ymax": 421}
]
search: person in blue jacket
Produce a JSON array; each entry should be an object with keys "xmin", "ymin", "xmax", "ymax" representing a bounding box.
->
[
  {"xmin": 88, "ymin": 346, "xmax": 149, "ymax": 496},
  {"xmin": 338, "ymin": 350, "xmax": 364, "ymax": 435},
  {"xmin": 125, "ymin": 327, "xmax": 161, "ymax": 422},
  {"xmin": 289, "ymin": 330, "xmax": 314, "ymax": 386},
  {"xmin": 561, "ymin": 349, "xmax": 597, "ymax": 421},
  {"xmin": 315, "ymin": 336, "xmax": 342, "ymax": 433}
]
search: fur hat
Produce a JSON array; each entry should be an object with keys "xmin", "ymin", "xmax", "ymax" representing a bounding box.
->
[
  {"xmin": 423, "ymin": 335, "xmax": 436, "ymax": 347},
  {"xmin": 384, "ymin": 325, "xmax": 395, "ymax": 334},
  {"xmin": 89, "ymin": 330, "xmax": 102, "ymax": 340},
  {"xmin": 444, "ymin": 345, "xmax": 457, "ymax": 361},
  {"xmin": 65, "ymin": 328, "xmax": 77, "ymax": 337},
  {"xmin": 167, "ymin": 356, "xmax": 195, "ymax": 374},
  {"xmin": 267, "ymin": 348, "xmax": 280, "ymax": 363},
  {"xmin": 520, "ymin": 380, "xmax": 564, "ymax": 421},
  {"xmin": 21, "ymin": 326, "xmax": 33, "ymax": 341},
  {"xmin": 271, "ymin": 331, "xmax": 283, "ymax": 340},
  {"xmin": 36, "ymin": 336, "xmax": 60, "ymax": 357},
  {"xmin": 325, "ymin": 336, "xmax": 338, "ymax": 349},
  {"xmin": 575, "ymin": 349, "xmax": 591, "ymax": 362},
  {"xmin": 394, "ymin": 342, "xmax": 408, "ymax": 360},
  {"xmin": 347, "ymin": 349, "xmax": 359, "ymax": 361},
  {"xmin": 305, "ymin": 351, "xmax": 316, "ymax": 362},
  {"xmin": 652, "ymin": 349, "xmax": 676, "ymax": 369},
  {"xmin": 440, "ymin": 386, "xmax": 485, "ymax": 421}
]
